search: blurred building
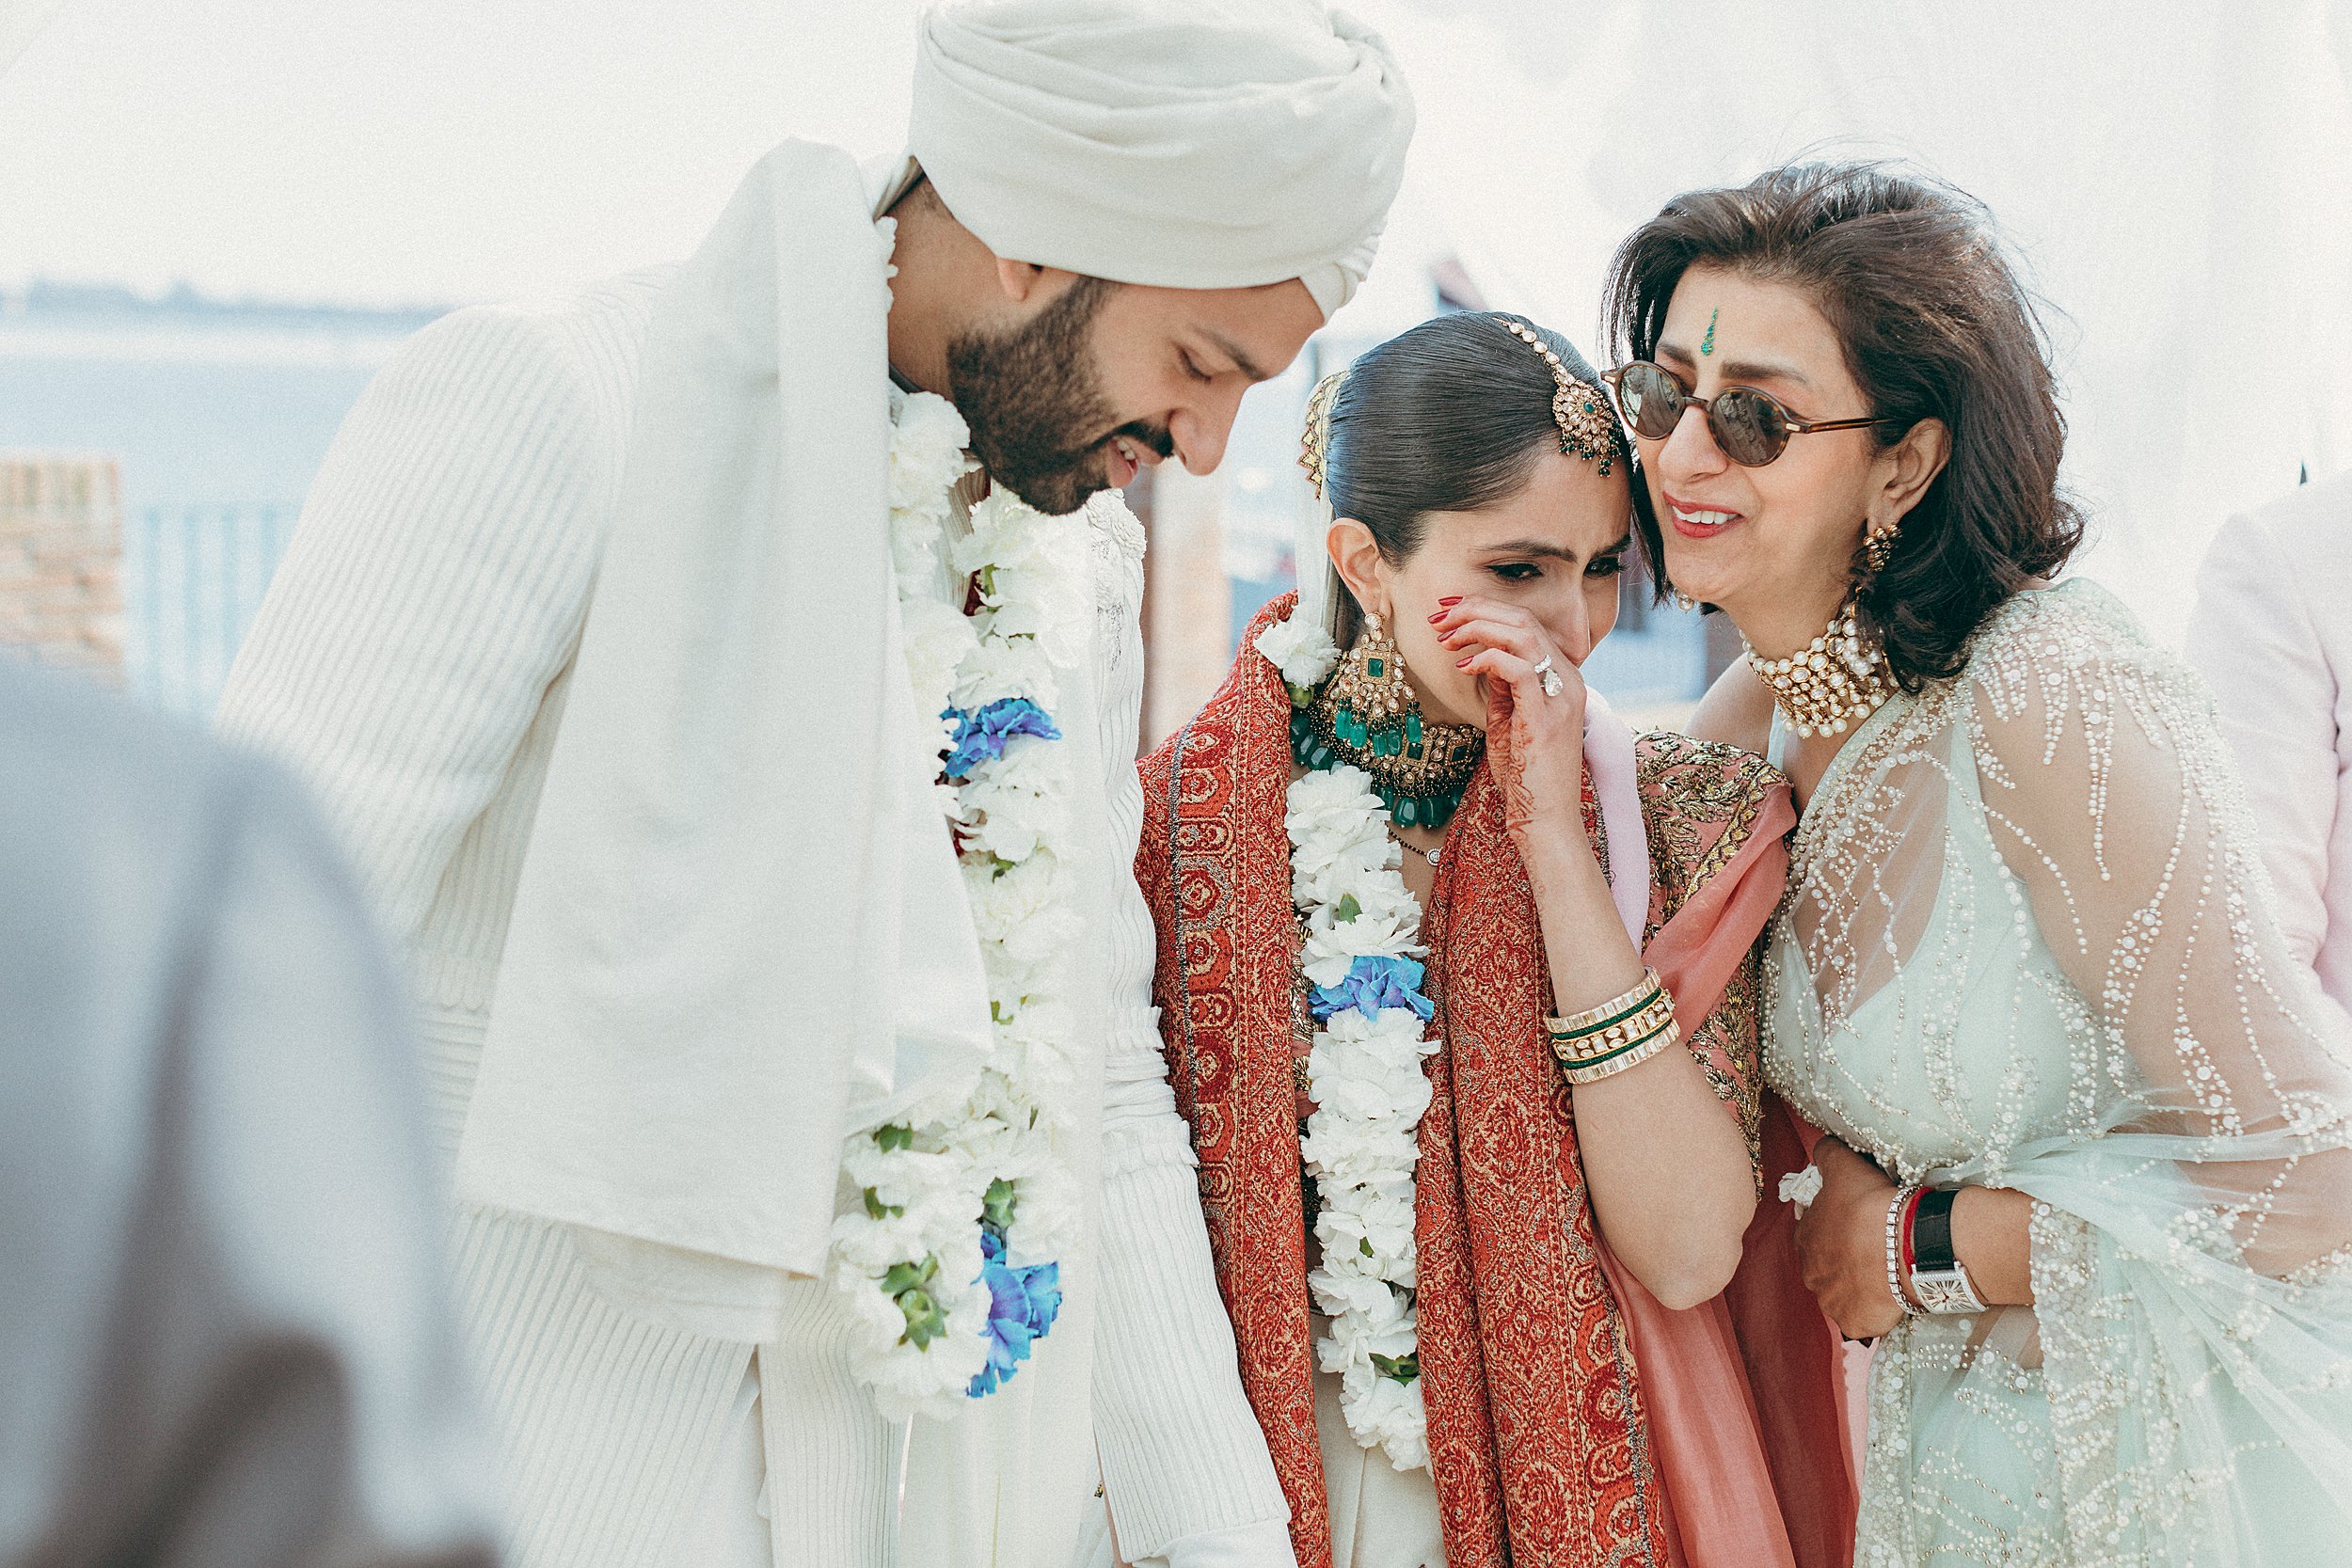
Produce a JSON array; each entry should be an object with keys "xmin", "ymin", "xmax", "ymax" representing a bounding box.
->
[
  {"xmin": 0, "ymin": 279, "xmax": 447, "ymax": 713},
  {"xmin": 0, "ymin": 451, "xmax": 121, "ymax": 678}
]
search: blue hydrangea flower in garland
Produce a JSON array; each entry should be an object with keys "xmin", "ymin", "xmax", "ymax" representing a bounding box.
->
[
  {"xmin": 1310, "ymin": 954, "xmax": 1436, "ymax": 1024},
  {"xmin": 940, "ymin": 697, "xmax": 1062, "ymax": 782},
  {"xmin": 967, "ymin": 1227, "xmax": 1063, "ymax": 1399}
]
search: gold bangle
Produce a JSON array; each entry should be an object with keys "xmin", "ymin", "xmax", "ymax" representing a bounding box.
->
[
  {"xmin": 1560, "ymin": 1016, "xmax": 1681, "ymax": 1085},
  {"xmin": 1549, "ymin": 988, "xmax": 1677, "ymax": 1064},
  {"xmin": 1547, "ymin": 968, "xmax": 1665, "ymax": 1038}
]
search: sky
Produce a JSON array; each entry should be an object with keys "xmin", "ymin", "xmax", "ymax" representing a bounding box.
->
[
  {"xmin": 5, "ymin": 0, "xmax": 2349, "ymax": 627},
  {"xmin": 0, "ymin": 0, "xmax": 931, "ymax": 306}
]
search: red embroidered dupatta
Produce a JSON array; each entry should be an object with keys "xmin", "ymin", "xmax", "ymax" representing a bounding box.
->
[{"xmin": 1135, "ymin": 599, "xmax": 1855, "ymax": 1568}]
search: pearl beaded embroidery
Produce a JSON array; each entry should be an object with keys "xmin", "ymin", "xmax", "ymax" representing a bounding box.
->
[{"xmin": 1761, "ymin": 579, "xmax": 2352, "ymax": 1566}]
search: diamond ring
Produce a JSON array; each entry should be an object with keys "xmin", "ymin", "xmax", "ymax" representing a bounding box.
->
[{"xmin": 1533, "ymin": 655, "xmax": 1565, "ymax": 698}]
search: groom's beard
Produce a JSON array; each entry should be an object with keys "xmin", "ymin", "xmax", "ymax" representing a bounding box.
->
[{"xmin": 946, "ymin": 277, "xmax": 1170, "ymax": 516}]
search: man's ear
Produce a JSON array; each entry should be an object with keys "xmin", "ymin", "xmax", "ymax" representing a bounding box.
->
[
  {"xmin": 993, "ymin": 257, "xmax": 1049, "ymax": 304},
  {"xmin": 1327, "ymin": 517, "xmax": 1389, "ymax": 622}
]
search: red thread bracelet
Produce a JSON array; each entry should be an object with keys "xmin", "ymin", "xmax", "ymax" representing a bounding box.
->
[{"xmin": 1899, "ymin": 1184, "xmax": 1927, "ymax": 1290}]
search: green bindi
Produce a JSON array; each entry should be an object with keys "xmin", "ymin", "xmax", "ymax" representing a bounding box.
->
[{"xmin": 1701, "ymin": 308, "xmax": 1718, "ymax": 356}]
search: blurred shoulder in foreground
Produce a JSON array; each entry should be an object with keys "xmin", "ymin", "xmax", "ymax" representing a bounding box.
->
[{"xmin": 0, "ymin": 656, "xmax": 501, "ymax": 1568}]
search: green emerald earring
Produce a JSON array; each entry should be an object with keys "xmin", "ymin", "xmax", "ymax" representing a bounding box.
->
[
  {"xmin": 1297, "ymin": 610, "xmax": 1486, "ymax": 828},
  {"xmin": 1327, "ymin": 611, "xmax": 1419, "ymax": 758}
]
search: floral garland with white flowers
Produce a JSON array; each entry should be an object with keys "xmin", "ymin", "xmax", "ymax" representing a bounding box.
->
[
  {"xmin": 826, "ymin": 389, "xmax": 1089, "ymax": 1421},
  {"xmin": 1256, "ymin": 606, "xmax": 1443, "ymax": 1472}
]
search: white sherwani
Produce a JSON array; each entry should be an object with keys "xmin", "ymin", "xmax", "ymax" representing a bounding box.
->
[
  {"xmin": 215, "ymin": 249, "xmax": 1290, "ymax": 1565},
  {"xmin": 2186, "ymin": 469, "xmax": 2352, "ymax": 1026}
]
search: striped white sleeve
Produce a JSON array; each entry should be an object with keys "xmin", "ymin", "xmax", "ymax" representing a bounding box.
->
[
  {"xmin": 1086, "ymin": 498, "xmax": 1295, "ymax": 1564},
  {"xmin": 215, "ymin": 301, "xmax": 625, "ymax": 946}
]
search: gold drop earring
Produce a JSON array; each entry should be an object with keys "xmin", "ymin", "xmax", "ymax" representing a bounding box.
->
[
  {"xmin": 1864, "ymin": 520, "xmax": 1900, "ymax": 576},
  {"xmin": 1326, "ymin": 610, "xmax": 1419, "ymax": 757},
  {"xmin": 1300, "ymin": 604, "xmax": 1486, "ymax": 827}
]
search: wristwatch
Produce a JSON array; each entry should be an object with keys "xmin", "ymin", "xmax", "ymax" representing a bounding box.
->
[{"xmin": 1906, "ymin": 1186, "xmax": 1990, "ymax": 1316}]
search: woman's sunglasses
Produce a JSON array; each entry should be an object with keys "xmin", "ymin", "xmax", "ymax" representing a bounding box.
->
[{"xmin": 1601, "ymin": 360, "xmax": 1899, "ymax": 467}]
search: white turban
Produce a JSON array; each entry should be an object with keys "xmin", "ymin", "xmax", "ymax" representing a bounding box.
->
[{"xmin": 910, "ymin": 0, "xmax": 1414, "ymax": 319}]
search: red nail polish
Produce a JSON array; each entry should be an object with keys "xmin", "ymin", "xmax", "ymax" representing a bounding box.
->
[
  {"xmin": 1438, "ymin": 595, "xmax": 1463, "ymax": 607},
  {"xmin": 1427, "ymin": 611, "xmax": 1445, "ymax": 624},
  {"xmin": 1455, "ymin": 657, "xmax": 1471, "ymax": 668}
]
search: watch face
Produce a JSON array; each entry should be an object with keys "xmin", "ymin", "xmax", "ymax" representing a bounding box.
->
[{"xmin": 1911, "ymin": 1267, "xmax": 1987, "ymax": 1317}]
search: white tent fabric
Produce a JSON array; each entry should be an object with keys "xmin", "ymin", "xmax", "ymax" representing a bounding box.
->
[
  {"xmin": 1350, "ymin": 0, "xmax": 2352, "ymax": 641},
  {"xmin": 0, "ymin": 0, "xmax": 63, "ymax": 72}
]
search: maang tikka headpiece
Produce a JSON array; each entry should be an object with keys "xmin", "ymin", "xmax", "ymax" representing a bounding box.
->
[
  {"xmin": 1497, "ymin": 316, "xmax": 1626, "ymax": 478},
  {"xmin": 1298, "ymin": 369, "xmax": 1347, "ymax": 500}
]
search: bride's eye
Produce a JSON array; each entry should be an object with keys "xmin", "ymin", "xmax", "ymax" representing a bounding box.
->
[{"xmin": 1486, "ymin": 562, "xmax": 1540, "ymax": 583}]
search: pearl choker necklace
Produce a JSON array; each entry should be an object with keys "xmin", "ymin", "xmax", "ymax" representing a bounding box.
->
[{"xmin": 1745, "ymin": 592, "xmax": 1895, "ymax": 738}]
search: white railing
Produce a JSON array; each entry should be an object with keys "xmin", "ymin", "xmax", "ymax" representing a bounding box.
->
[{"xmin": 124, "ymin": 504, "xmax": 295, "ymax": 717}]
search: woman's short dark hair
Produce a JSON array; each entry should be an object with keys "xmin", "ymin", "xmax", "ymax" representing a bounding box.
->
[
  {"xmin": 1320, "ymin": 310, "xmax": 1644, "ymax": 643},
  {"xmin": 1602, "ymin": 161, "xmax": 2084, "ymax": 688}
]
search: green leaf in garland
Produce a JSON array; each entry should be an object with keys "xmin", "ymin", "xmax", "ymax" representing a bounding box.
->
[
  {"xmin": 880, "ymin": 1257, "xmax": 935, "ymax": 1296},
  {"xmin": 863, "ymin": 1187, "xmax": 903, "ymax": 1220},
  {"xmin": 981, "ymin": 1177, "xmax": 1020, "ymax": 1232},
  {"xmin": 898, "ymin": 1289, "xmax": 948, "ymax": 1349},
  {"xmin": 882, "ymin": 1255, "xmax": 946, "ymax": 1349},
  {"xmin": 1371, "ymin": 1351, "xmax": 1421, "ymax": 1384},
  {"xmin": 875, "ymin": 1123, "xmax": 915, "ymax": 1152},
  {"xmin": 1334, "ymin": 893, "xmax": 1361, "ymax": 923}
]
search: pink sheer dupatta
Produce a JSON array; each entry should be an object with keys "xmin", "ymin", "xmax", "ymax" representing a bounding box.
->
[{"xmin": 1585, "ymin": 707, "xmax": 1859, "ymax": 1568}]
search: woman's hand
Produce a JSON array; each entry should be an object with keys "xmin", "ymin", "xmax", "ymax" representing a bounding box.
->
[
  {"xmin": 1792, "ymin": 1137, "xmax": 1911, "ymax": 1339},
  {"xmin": 1433, "ymin": 595, "xmax": 1586, "ymax": 854}
]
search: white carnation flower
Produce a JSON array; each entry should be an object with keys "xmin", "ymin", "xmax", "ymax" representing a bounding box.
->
[
  {"xmin": 981, "ymin": 577, "xmax": 1090, "ymax": 668},
  {"xmin": 1311, "ymin": 1269, "xmax": 1409, "ymax": 1327},
  {"xmin": 963, "ymin": 852, "xmax": 1078, "ymax": 1004},
  {"xmin": 901, "ymin": 598, "xmax": 979, "ymax": 720},
  {"xmin": 1002, "ymin": 1171, "xmax": 1079, "ymax": 1261},
  {"xmin": 1313, "ymin": 1194, "xmax": 1418, "ymax": 1274},
  {"xmin": 891, "ymin": 504, "xmax": 951, "ymax": 588},
  {"xmin": 1356, "ymin": 1376, "xmax": 1428, "ymax": 1469},
  {"xmin": 961, "ymin": 497, "xmax": 1091, "ymax": 663},
  {"xmin": 890, "ymin": 391, "xmax": 974, "ymax": 513},
  {"xmin": 1779, "ymin": 1163, "xmax": 1824, "ymax": 1214},
  {"xmin": 952, "ymin": 635, "xmax": 1060, "ymax": 713},
  {"xmin": 1301, "ymin": 899, "xmax": 1422, "ymax": 985},
  {"xmin": 1254, "ymin": 610, "xmax": 1342, "ymax": 689},
  {"xmin": 956, "ymin": 751, "xmax": 1072, "ymax": 864},
  {"xmin": 993, "ymin": 995, "xmax": 1077, "ymax": 1090},
  {"xmin": 1286, "ymin": 766, "xmax": 1389, "ymax": 841}
]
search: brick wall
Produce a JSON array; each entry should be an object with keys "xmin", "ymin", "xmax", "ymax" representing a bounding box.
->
[{"xmin": 0, "ymin": 453, "xmax": 123, "ymax": 678}]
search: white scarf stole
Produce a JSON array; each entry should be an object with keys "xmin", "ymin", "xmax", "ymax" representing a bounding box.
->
[
  {"xmin": 457, "ymin": 141, "xmax": 993, "ymax": 1280},
  {"xmin": 458, "ymin": 139, "xmax": 1102, "ymax": 1565}
]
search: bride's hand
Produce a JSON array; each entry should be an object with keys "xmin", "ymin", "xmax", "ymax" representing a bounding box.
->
[{"xmin": 1434, "ymin": 595, "xmax": 1587, "ymax": 853}]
